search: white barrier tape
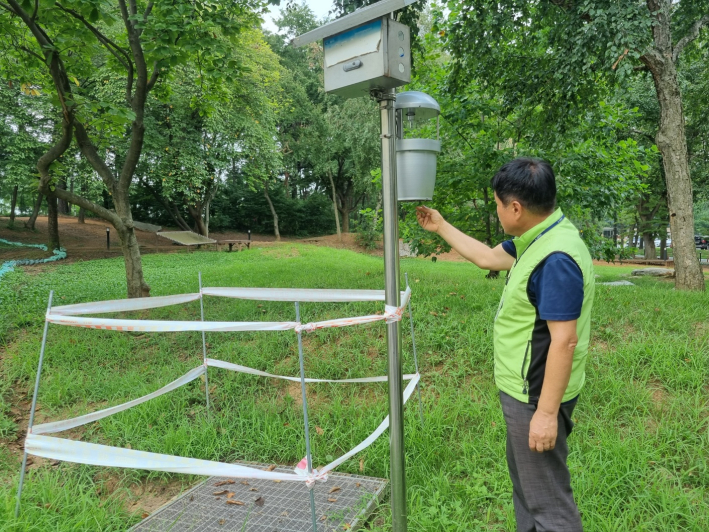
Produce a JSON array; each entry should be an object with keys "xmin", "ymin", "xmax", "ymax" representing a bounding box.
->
[
  {"xmin": 202, "ymin": 287, "xmax": 407, "ymax": 302},
  {"xmin": 24, "ymin": 434, "xmax": 309, "ymax": 482},
  {"xmin": 24, "ymin": 373, "xmax": 421, "ymax": 485},
  {"xmin": 51, "ymin": 293, "xmax": 202, "ymax": 316},
  {"xmin": 294, "ymin": 288, "xmax": 411, "ymax": 332},
  {"xmin": 50, "ymin": 288, "xmax": 411, "ymax": 317},
  {"xmin": 32, "ymin": 366, "xmax": 206, "ymax": 435},
  {"xmin": 317, "ymin": 374, "xmax": 420, "ymax": 478},
  {"xmin": 382, "ymin": 286, "xmax": 411, "ymax": 324},
  {"xmin": 45, "ymin": 315, "xmax": 297, "ymax": 332},
  {"xmin": 46, "ymin": 287, "xmax": 413, "ymax": 334},
  {"xmin": 384, "ymin": 305, "xmax": 404, "ymax": 324},
  {"xmin": 206, "ymin": 358, "xmax": 417, "ymax": 383},
  {"xmin": 294, "ymin": 313, "xmax": 385, "ymax": 333},
  {"xmin": 46, "ymin": 313, "xmax": 411, "ymax": 334}
]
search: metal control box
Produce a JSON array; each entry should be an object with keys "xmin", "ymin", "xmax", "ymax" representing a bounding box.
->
[{"xmin": 324, "ymin": 17, "xmax": 410, "ymax": 99}]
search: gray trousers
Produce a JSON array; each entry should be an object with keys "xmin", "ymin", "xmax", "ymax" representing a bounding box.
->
[{"xmin": 499, "ymin": 391, "xmax": 583, "ymax": 532}]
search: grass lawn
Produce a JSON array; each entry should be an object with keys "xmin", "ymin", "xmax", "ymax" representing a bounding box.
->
[{"xmin": 0, "ymin": 245, "xmax": 707, "ymax": 531}]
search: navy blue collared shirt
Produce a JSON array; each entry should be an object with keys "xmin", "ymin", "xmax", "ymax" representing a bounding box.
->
[{"xmin": 501, "ymin": 240, "xmax": 584, "ymax": 321}]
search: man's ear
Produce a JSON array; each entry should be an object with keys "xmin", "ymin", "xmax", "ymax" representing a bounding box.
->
[{"xmin": 510, "ymin": 200, "xmax": 524, "ymax": 218}]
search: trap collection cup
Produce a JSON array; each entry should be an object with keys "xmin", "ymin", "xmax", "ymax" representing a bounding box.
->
[{"xmin": 394, "ymin": 91, "xmax": 441, "ymax": 202}]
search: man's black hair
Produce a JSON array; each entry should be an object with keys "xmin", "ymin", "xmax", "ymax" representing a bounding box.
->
[{"xmin": 490, "ymin": 157, "xmax": 556, "ymax": 215}]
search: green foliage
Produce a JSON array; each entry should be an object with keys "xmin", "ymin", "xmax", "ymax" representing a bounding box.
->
[
  {"xmin": 396, "ymin": 13, "xmax": 656, "ymax": 258},
  {"xmin": 0, "ymin": 82, "xmax": 50, "ymax": 207},
  {"xmin": 436, "ymin": 0, "xmax": 709, "ymax": 289},
  {"xmin": 439, "ymin": 0, "xmax": 708, "ymax": 120},
  {"xmin": 210, "ymin": 183, "xmax": 336, "ymax": 236},
  {"xmin": 694, "ymin": 201, "xmax": 709, "ymax": 236},
  {"xmin": 354, "ymin": 206, "xmax": 382, "ymax": 250},
  {"xmin": 134, "ymin": 26, "xmax": 283, "ymax": 232}
]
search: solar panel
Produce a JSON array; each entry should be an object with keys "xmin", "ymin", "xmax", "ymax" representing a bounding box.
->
[{"xmin": 157, "ymin": 231, "xmax": 217, "ymax": 246}]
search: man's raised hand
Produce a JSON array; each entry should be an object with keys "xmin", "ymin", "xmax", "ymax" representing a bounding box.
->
[{"xmin": 416, "ymin": 206, "xmax": 444, "ymax": 233}]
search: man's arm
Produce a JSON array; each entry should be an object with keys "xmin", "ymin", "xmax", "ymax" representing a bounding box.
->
[
  {"xmin": 416, "ymin": 206, "xmax": 515, "ymax": 271},
  {"xmin": 528, "ymin": 319, "xmax": 578, "ymax": 453}
]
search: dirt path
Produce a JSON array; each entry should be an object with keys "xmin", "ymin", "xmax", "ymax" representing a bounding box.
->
[
  {"xmin": 0, "ymin": 216, "xmax": 292, "ymax": 263},
  {"xmin": 1, "ymin": 216, "xmax": 700, "ymax": 272},
  {"xmin": 0, "ymin": 215, "xmax": 383, "ymax": 262}
]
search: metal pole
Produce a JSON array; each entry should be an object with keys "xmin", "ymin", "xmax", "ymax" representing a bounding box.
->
[
  {"xmin": 295, "ymin": 302, "xmax": 319, "ymax": 532},
  {"xmin": 374, "ymin": 85, "xmax": 407, "ymax": 532},
  {"xmin": 106, "ymin": 227, "xmax": 110, "ymax": 250},
  {"xmin": 404, "ymin": 273, "xmax": 424, "ymax": 426},
  {"xmin": 15, "ymin": 290, "xmax": 54, "ymax": 518},
  {"xmin": 198, "ymin": 272, "xmax": 210, "ymax": 412}
]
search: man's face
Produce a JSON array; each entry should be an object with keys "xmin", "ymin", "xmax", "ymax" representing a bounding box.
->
[{"xmin": 495, "ymin": 192, "xmax": 517, "ymax": 235}]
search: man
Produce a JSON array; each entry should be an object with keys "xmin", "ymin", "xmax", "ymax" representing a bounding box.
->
[{"xmin": 416, "ymin": 157, "xmax": 594, "ymax": 532}]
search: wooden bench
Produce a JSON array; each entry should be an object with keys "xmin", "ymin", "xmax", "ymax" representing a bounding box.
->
[{"xmin": 217, "ymin": 240, "xmax": 252, "ymax": 252}]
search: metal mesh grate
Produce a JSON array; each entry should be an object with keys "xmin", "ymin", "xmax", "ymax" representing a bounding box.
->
[{"xmin": 130, "ymin": 463, "xmax": 388, "ymax": 532}]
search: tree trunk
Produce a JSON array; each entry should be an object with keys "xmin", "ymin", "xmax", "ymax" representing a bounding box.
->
[
  {"xmin": 187, "ymin": 204, "xmax": 208, "ymax": 236},
  {"xmin": 78, "ymin": 180, "xmax": 86, "ymax": 223},
  {"xmin": 68, "ymin": 177, "xmax": 74, "ymax": 214},
  {"xmin": 202, "ymin": 177, "xmax": 219, "ymax": 238},
  {"xmin": 641, "ymin": 4, "xmax": 704, "ymax": 290},
  {"xmin": 113, "ymin": 190, "xmax": 151, "ymax": 298},
  {"xmin": 9, "ymin": 185, "xmax": 18, "ymax": 225},
  {"xmin": 632, "ymin": 223, "xmax": 638, "ymax": 247},
  {"xmin": 642, "ymin": 233, "xmax": 656, "ymax": 260},
  {"xmin": 146, "ymin": 187, "xmax": 190, "ymax": 231},
  {"xmin": 263, "ymin": 184, "xmax": 280, "ymax": 241},
  {"xmin": 339, "ymin": 205, "xmax": 351, "ymax": 233},
  {"xmin": 25, "ymin": 192, "xmax": 43, "ymax": 229},
  {"xmin": 158, "ymin": 197, "xmax": 192, "ymax": 231},
  {"xmin": 327, "ymin": 169, "xmax": 342, "ymax": 241},
  {"xmin": 56, "ymin": 179, "xmax": 69, "ymax": 214},
  {"xmin": 652, "ymin": 73, "xmax": 703, "ymax": 287},
  {"xmin": 171, "ymin": 207, "xmax": 192, "ymax": 231},
  {"xmin": 204, "ymin": 200, "xmax": 210, "ymax": 238},
  {"xmin": 372, "ymin": 192, "xmax": 382, "ymax": 232},
  {"xmin": 36, "ymin": 118, "xmax": 72, "ymax": 250},
  {"xmin": 46, "ymin": 194, "xmax": 61, "ymax": 251},
  {"xmin": 116, "ymin": 224, "xmax": 151, "ymax": 297},
  {"xmin": 637, "ymin": 195, "xmax": 663, "ymax": 260},
  {"xmin": 660, "ymin": 235, "xmax": 667, "ymax": 261},
  {"xmin": 482, "ymin": 187, "xmax": 493, "ymax": 244}
]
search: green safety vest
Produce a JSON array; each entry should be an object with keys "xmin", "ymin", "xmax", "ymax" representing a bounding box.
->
[{"xmin": 493, "ymin": 208, "xmax": 595, "ymax": 403}]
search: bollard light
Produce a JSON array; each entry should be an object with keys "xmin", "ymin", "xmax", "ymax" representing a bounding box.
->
[
  {"xmin": 106, "ymin": 227, "xmax": 110, "ymax": 250},
  {"xmin": 394, "ymin": 91, "xmax": 441, "ymax": 202}
]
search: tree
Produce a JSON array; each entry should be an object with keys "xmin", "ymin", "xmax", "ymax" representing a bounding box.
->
[
  {"xmin": 319, "ymin": 98, "xmax": 380, "ymax": 233},
  {"xmin": 0, "ymin": 80, "xmax": 58, "ymax": 237},
  {"xmin": 265, "ymin": 3, "xmax": 381, "ymax": 236},
  {"xmin": 136, "ymin": 27, "xmax": 282, "ymax": 237},
  {"xmin": 267, "ymin": 3, "xmax": 337, "ymax": 236},
  {"xmin": 441, "ymin": 0, "xmax": 708, "ymax": 290},
  {"xmin": 0, "ymin": 0, "xmax": 261, "ymax": 297}
]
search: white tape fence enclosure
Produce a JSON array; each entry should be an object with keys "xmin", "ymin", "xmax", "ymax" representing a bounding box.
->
[{"xmin": 16, "ymin": 276, "xmax": 423, "ymax": 518}]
